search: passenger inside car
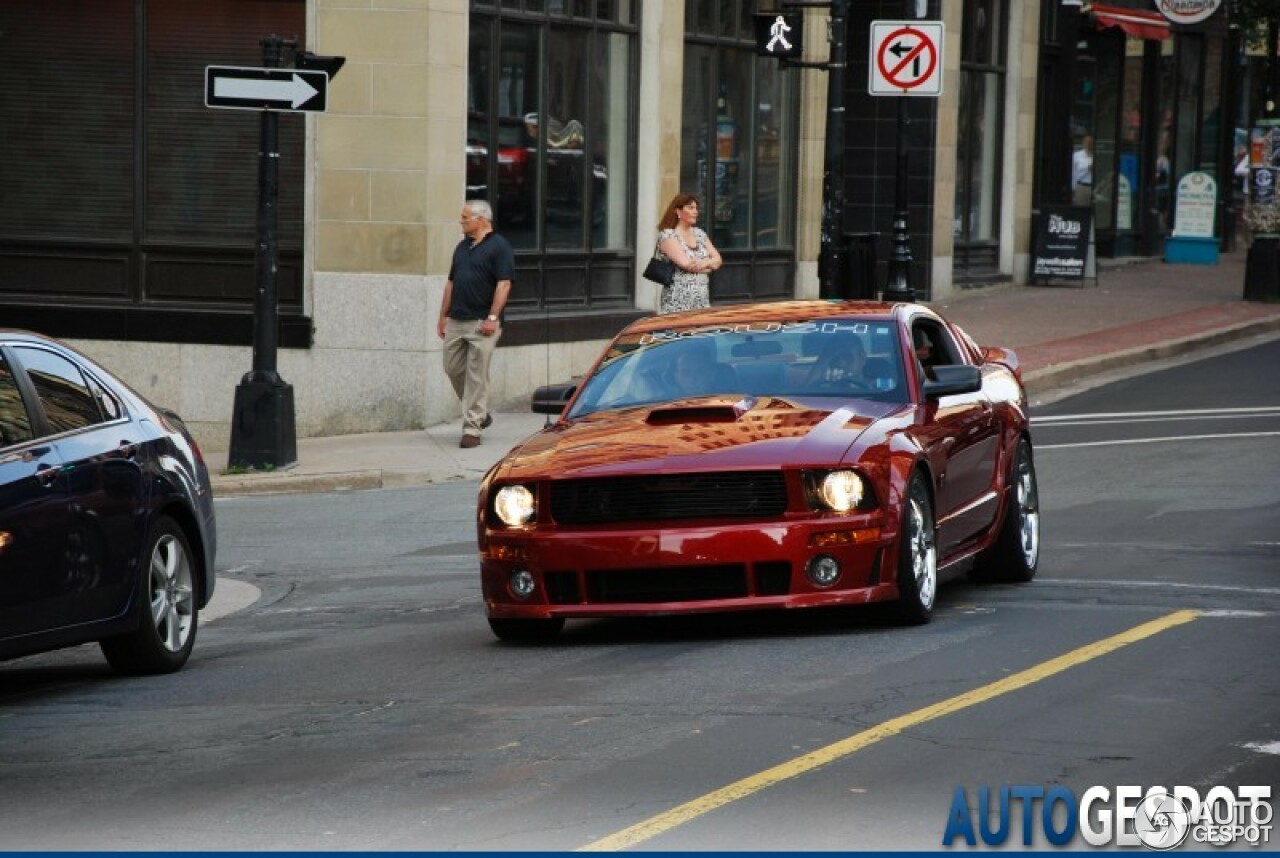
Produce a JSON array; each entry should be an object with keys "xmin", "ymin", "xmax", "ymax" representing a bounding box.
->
[{"xmin": 667, "ymin": 348, "xmax": 737, "ymax": 398}]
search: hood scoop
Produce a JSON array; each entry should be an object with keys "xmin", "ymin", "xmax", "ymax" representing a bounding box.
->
[{"xmin": 646, "ymin": 396, "xmax": 755, "ymax": 425}]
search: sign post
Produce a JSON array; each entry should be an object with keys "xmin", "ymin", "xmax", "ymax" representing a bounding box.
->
[
  {"xmin": 214, "ymin": 38, "xmax": 343, "ymax": 471},
  {"xmin": 868, "ymin": 19, "xmax": 944, "ymax": 303}
]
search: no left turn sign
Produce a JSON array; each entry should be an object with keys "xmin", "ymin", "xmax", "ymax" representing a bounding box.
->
[{"xmin": 869, "ymin": 21, "xmax": 944, "ymax": 97}]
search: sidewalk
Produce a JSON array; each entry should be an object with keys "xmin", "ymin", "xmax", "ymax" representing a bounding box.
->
[{"xmin": 209, "ymin": 251, "xmax": 1280, "ymax": 498}]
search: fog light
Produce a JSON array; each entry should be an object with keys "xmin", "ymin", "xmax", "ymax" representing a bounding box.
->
[
  {"xmin": 806, "ymin": 554, "xmax": 841, "ymax": 587},
  {"xmin": 509, "ymin": 569, "xmax": 536, "ymax": 599}
]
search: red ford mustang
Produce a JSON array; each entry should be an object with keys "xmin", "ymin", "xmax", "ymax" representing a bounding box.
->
[{"xmin": 477, "ymin": 301, "xmax": 1039, "ymax": 641}]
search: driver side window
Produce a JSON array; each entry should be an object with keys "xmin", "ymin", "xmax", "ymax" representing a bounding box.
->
[{"xmin": 911, "ymin": 320, "xmax": 961, "ymax": 379}]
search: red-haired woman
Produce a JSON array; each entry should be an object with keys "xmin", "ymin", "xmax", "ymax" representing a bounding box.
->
[{"xmin": 653, "ymin": 193, "xmax": 722, "ymax": 313}]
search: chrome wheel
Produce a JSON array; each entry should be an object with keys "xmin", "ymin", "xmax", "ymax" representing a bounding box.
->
[
  {"xmin": 907, "ymin": 488, "xmax": 937, "ymax": 612},
  {"xmin": 970, "ymin": 438, "xmax": 1040, "ymax": 584},
  {"xmin": 895, "ymin": 473, "xmax": 937, "ymax": 624},
  {"xmin": 149, "ymin": 533, "xmax": 195, "ymax": 653},
  {"xmin": 1014, "ymin": 454, "xmax": 1040, "ymax": 570}
]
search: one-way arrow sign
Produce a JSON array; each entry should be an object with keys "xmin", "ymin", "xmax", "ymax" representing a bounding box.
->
[{"xmin": 205, "ymin": 66, "xmax": 329, "ymax": 112}]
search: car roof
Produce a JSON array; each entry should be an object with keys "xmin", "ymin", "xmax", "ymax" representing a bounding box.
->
[{"xmin": 621, "ymin": 300, "xmax": 923, "ymax": 336}]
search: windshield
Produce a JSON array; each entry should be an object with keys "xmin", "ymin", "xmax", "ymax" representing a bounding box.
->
[{"xmin": 568, "ymin": 319, "xmax": 908, "ymax": 418}]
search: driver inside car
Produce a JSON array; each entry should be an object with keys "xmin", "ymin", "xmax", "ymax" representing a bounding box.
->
[{"xmin": 803, "ymin": 334, "xmax": 866, "ymax": 390}]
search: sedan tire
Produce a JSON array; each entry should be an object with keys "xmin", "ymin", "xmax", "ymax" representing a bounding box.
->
[
  {"xmin": 100, "ymin": 516, "xmax": 199, "ymax": 675},
  {"xmin": 894, "ymin": 472, "xmax": 937, "ymax": 625}
]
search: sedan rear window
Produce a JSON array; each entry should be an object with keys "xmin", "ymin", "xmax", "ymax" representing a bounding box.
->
[
  {"xmin": 0, "ymin": 353, "xmax": 34, "ymax": 448},
  {"xmin": 12, "ymin": 346, "xmax": 104, "ymax": 435}
]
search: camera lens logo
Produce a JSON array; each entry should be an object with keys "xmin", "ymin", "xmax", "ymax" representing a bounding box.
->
[{"xmin": 1135, "ymin": 790, "xmax": 1192, "ymax": 850}]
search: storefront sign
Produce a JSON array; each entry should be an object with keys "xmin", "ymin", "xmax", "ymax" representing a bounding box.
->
[
  {"xmin": 1153, "ymin": 0, "xmax": 1223, "ymax": 26},
  {"xmin": 1033, "ymin": 206, "xmax": 1093, "ymax": 281},
  {"xmin": 1172, "ymin": 171, "xmax": 1217, "ymax": 238}
]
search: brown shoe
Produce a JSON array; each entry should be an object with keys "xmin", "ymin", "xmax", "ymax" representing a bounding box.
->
[{"xmin": 459, "ymin": 434, "xmax": 481, "ymax": 449}]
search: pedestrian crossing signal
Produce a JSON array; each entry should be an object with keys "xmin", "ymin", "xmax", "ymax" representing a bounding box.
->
[{"xmin": 754, "ymin": 12, "xmax": 804, "ymax": 59}]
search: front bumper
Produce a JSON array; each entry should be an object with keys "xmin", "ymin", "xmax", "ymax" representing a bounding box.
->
[{"xmin": 481, "ymin": 517, "xmax": 899, "ymax": 620}]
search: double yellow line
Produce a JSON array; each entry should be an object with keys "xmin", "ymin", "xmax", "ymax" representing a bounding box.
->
[{"xmin": 582, "ymin": 609, "xmax": 1200, "ymax": 851}]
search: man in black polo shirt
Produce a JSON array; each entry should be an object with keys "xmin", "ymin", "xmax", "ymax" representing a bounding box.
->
[{"xmin": 437, "ymin": 200, "xmax": 513, "ymax": 448}]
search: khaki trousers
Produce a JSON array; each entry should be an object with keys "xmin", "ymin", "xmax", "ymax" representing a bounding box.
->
[{"xmin": 443, "ymin": 318, "xmax": 501, "ymax": 437}]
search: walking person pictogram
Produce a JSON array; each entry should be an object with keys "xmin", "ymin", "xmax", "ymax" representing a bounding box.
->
[{"xmin": 766, "ymin": 15, "xmax": 792, "ymax": 53}]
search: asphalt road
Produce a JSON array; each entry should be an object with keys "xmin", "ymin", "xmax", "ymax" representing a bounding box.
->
[{"xmin": 1, "ymin": 337, "xmax": 1277, "ymax": 851}]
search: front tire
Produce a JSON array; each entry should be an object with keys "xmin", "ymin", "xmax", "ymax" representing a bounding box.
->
[
  {"xmin": 488, "ymin": 617, "xmax": 564, "ymax": 643},
  {"xmin": 100, "ymin": 516, "xmax": 199, "ymax": 675},
  {"xmin": 971, "ymin": 438, "xmax": 1040, "ymax": 583},
  {"xmin": 894, "ymin": 472, "xmax": 937, "ymax": 625}
]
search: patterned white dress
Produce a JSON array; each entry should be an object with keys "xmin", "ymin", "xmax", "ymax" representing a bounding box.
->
[{"xmin": 655, "ymin": 227, "xmax": 711, "ymax": 314}]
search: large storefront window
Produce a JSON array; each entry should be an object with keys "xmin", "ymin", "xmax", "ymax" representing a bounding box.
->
[
  {"xmin": 0, "ymin": 1, "xmax": 307, "ymax": 345},
  {"xmin": 680, "ymin": 1, "xmax": 798, "ymax": 302},
  {"xmin": 954, "ymin": 0, "xmax": 1007, "ymax": 282},
  {"xmin": 467, "ymin": 3, "xmax": 636, "ymax": 312}
]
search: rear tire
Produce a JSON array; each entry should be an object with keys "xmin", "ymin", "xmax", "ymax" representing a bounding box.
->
[
  {"xmin": 100, "ymin": 516, "xmax": 199, "ymax": 675},
  {"xmin": 894, "ymin": 472, "xmax": 937, "ymax": 625},
  {"xmin": 488, "ymin": 617, "xmax": 564, "ymax": 643},
  {"xmin": 971, "ymin": 438, "xmax": 1040, "ymax": 583}
]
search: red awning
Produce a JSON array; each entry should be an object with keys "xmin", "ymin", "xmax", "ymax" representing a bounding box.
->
[{"xmin": 1089, "ymin": 3, "xmax": 1171, "ymax": 40}]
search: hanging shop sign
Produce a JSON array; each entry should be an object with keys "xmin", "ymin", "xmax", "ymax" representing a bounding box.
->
[{"xmin": 1152, "ymin": 0, "xmax": 1223, "ymax": 26}]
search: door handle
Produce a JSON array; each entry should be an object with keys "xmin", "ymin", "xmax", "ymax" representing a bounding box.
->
[
  {"xmin": 118, "ymin": 440, "xmax": 138, "ymax": 459},
  {"xmin": 35, "ymin": 463, "xmax": 60, "ymax": 487}
]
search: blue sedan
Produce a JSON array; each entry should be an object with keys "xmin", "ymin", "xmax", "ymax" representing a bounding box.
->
[{"xmin": 0, "ymin": 330, "xmax": 217, "ymax": 674}]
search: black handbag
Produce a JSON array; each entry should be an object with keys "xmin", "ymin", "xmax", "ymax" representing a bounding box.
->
[{"xmin": 642, "ymin": 255, "xmax": 675, "ymax": 286}]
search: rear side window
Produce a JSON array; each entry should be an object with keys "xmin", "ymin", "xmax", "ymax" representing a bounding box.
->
[
  {"xmin": 12, "ymin": 346, "xmax": 104, "ymax": 435},
  {"xmin": 0, "ymin": 352, "xmax": 34, "ymax": 447}
]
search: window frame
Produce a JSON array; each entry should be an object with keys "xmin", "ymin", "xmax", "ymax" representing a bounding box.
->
[
  {"xmin": 679, "ymin": 2, "xmax": 800, "ymax": 304},
  {"xmin": 468, "ymin": 2, "xmax": 640, "ymax": 315}
]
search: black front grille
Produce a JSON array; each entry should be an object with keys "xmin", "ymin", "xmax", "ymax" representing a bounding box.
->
[
  {"xmin": 549, "ymin": 471, "xmax": 788, "ymax": 525},
  {"xmin": 585, "ymin": 565, "xmax": 747, "ymax": 603}
]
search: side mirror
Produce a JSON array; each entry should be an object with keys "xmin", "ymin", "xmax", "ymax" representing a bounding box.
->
[
  {"xmin": 532, "ymin": 382, "xmax": 577, "ymax": 415},
  {"xmin": 922, "ymin": 365, "xmax": 982, "ymax": 398}
]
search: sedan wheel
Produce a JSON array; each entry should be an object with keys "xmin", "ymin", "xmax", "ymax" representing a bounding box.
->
[
  {"xmin": 101, "ymin": 516, "xmax": 199, "ymax": 675},
  {"xmin": 895, "ymin": 472, "xmax": 937, "ymax": 624}
]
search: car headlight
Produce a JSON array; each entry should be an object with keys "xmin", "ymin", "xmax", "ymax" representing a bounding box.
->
[
  {"xmin": 817, "ymin": 470, "xmax": 866, "ymax": 512},
  {"xmin": 494, "ymin": 485, "xmax": 536, "ymax": 527}
]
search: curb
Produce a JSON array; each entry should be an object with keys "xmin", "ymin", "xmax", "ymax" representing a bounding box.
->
[
  {"xmin": 1024, "ymin": 315, "xmax": 1280, "ymax": 394},
  {"xmin": 213, "ymin": 467, "xmax": 480, "ymax": 498}
]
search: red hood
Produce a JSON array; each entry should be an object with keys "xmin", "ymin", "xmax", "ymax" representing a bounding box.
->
[{"xmin": 497, "ymin": 395, "xmax": 907, "ymax": 481}]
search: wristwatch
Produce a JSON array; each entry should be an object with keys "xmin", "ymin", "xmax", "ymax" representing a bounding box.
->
[{"xmin": 486, "ymin": 314, "xmax": 498, "ymax": 322}]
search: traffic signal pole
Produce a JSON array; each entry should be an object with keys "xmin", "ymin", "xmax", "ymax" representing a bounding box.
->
[
  {"xmin": 819, "ymin": 0, "xmax": 848, "ymax": 299},
  {"xmin": 759, "ymin": 1, "xmax": 849, "ymax": 299}
]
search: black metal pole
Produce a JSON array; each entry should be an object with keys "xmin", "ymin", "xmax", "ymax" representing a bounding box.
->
[
  {"xmin": 818, "ymin": 0, "xmax": 848, "ymax": 298},
  {"xmin": 882, "ymin": 93, "xmax": 915, "ymax": 302},
  {"xmin": 228, "ymin": 34, "xmax": 298, "ymax": 470},
  {"xmin": 252, "ymin": 37, "xmax": 283, "ymax": 382}
]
